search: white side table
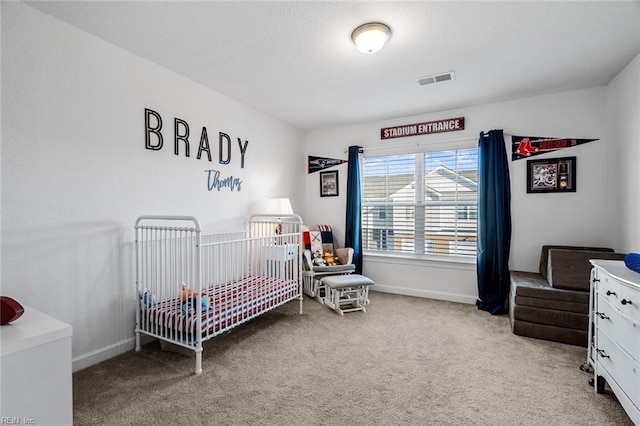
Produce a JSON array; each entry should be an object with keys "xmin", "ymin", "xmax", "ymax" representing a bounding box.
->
[{"xmin": 0, "ymin": 305, "xmax": 73, "ymax": 425}]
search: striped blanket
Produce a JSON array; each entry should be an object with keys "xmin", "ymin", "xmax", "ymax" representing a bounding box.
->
[{"xmin": 141, "ymin": 275, "xmax": 298, "ymax": 336}]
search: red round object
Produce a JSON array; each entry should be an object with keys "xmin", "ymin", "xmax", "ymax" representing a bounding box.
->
[{"xmin": 1, "ymin": 296, "xmax": 25, "ymax": 325}]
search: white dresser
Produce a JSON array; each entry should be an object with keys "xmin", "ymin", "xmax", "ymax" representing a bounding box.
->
[
  {"xmin": 0, "ymin": 306, "xmax": 73, "ymax": 425},
  {"xmin": 590, "ymin": 259, "xmax": 640, "ymax": 425}
]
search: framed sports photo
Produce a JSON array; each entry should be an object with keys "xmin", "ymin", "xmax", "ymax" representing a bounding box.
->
[
  {"xmin": 527, "ymin": 156, "xmax": 576, "ymax": 193},
  {"xmin": 320, "ymin": 170, "xmax": 339, "ymax": 197}
]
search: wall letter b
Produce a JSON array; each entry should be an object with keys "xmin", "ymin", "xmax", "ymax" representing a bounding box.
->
[{"xmin": 145, "ymin": 108, "xmax": 163, "ymax": 150}]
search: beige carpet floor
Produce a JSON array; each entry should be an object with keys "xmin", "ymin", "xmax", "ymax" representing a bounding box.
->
[{"xmin": 73, "ymin": 292, "xmax": 633, "ymax": 425}]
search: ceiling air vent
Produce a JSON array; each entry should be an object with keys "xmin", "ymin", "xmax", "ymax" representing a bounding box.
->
[{"xmin": 417, "ymin": 71, "xmax": 455, "ymax": 86}]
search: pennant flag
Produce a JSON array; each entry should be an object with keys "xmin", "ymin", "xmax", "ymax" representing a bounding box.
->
[
  {"xmin": 307, "ymin": 156, "xmax": 348, "ymax": 173},
  {"xmin": 512, "ymin": 136, "xmax": 599, "ymax": 160}
]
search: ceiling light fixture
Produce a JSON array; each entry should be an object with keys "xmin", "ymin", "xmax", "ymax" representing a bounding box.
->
[{"xmin": 351, "ymin": 22, "xmax": 391, "ymax": 54}]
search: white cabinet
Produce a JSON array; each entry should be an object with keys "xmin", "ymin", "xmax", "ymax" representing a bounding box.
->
[
  {"xmin": 590, "ymin": 260, "xmax": 640, "ymax": 425},
  {"xmin": 0, "ymin": 306, "xmax": 73, "ymax": 425}
]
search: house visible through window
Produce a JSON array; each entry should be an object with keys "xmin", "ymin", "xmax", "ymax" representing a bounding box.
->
[{"xmin": 362, "ymin": 148, "xmax": 478, "ymax": 258}]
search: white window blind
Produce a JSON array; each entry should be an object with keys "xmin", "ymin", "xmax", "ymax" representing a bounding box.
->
[{"xmin": 362, "ymin": 148, "xmax": 478, "ymax": 258}]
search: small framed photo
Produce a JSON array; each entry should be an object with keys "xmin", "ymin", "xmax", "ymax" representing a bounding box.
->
[
  {"xmin": 527, "ymin": 156, "xmax": 576, "ymax": 193},
  {"xmin": 320, "ymin": 170, "xmax": 339, "ymax": 197}
]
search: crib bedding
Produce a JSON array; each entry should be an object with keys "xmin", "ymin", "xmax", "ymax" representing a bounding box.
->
[{"xmin": 142, "ymin": 275, "xmax": 298, "ymax": 335}]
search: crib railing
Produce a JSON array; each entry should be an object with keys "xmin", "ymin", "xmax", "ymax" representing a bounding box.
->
[
  {"xmin": 134, "ymin": 214, "xmax": 302, "ymax": 375},
  {"xmin": 134, "ymin": 216, "xmax": 202, "ymax": 351}
]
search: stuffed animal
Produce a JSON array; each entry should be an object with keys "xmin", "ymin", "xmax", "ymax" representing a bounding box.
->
[
  {"xmin": 312, "ymin": 251, "xmax": 326, "ymax": 266},
  {"xmin": 182, "ymin": 295, "xmax": 210, "ymax": 315},
  {"xmin": 140, "ymin": 288, "xmax": 156, "ymax": 306},
  {"xmin": 180, "ymin": 283, "xmax": 211, "ymax": 315},
  {"xmin": 181, "ymin": 283, "xmax": 208, "ymax": 301},
  {"xmin": 323, "ymin": 250, "xmax": 337, "ymax": 266}
]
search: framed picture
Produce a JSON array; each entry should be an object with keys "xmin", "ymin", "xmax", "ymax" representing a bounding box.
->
[
  {"xmin": 320, "ymin": 170, "xmax": 339, "ymax": 197},
  {"xmin": 527, "ymin": 156, "xmax": 576, "ymax": 193}
]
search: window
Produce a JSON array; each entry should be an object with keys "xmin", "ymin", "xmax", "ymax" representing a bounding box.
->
[{"xmin": 362, "ymin": 148, "xmax": 478, "ymax": 258}]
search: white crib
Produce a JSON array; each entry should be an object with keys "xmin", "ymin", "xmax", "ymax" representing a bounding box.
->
[{"xmin": 134, "ymin": 214, "xmax": 302, "ymax": 375}]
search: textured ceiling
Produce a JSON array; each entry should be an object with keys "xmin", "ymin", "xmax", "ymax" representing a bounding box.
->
[{"xmin": 26, "ymin": 1, "xmax": 640, "ymax": 131}]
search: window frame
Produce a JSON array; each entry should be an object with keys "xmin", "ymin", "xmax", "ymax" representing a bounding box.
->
[{"xmin": 361, "ymin": 142, "xmax": 478, "ymax": 262}]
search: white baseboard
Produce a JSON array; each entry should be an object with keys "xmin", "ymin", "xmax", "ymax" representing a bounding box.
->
[
  {"xmin": 72, "ymin": 334, "xmax": 165, "ymax": 372},
  {"xmin": 72, "ymin": 337, "xmax": 136, "ymax": 372},
  {"xmin": 371, "ymin": 284, "xmax": 477, "ymax": 305}
]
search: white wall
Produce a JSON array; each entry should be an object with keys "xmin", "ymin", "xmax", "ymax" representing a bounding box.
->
[
  {"xmin": 304, "ymin": 87, "xmax": 617, "ymax": 303},
  {"xmin": 1, "ymin": 2, "xmax": 303, "ymax": 370},
  {"xmin": 606, "ymin": 53, "xmax": 640, "ymax": 253}
]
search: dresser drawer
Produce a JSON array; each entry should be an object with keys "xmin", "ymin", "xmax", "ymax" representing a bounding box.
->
[
  {"xmin": 596, "ymin": 330, "xmax": 640, "ymax": 405},
  {"xmin": 619, "ymin": 284, "xmax": 640, "ymax": 324},
  {"xmin": 597, "ymin": 296, "xmax": 640, "ymax": 364},
  {"xmin": 598, "ymin": 272, "xmax": 621, "ymax": 305}
]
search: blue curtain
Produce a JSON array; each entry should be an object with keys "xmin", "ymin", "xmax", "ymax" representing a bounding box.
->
[
  {"xmin": 345, "ymin": 146, "xmax": 363, "ymax": 274},
  {"xmin": 476, "ymin": 130, "xmax": 512, "ymax": 314}
]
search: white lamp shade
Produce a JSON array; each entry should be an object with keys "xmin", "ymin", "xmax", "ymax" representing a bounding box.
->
[
  {"xmin": 352, "ymin": 23, "xmax": 391, "ymax": 54},
  {"xmin": 264, "ymin": 198, "xmax": 294, "ymax": 215}
]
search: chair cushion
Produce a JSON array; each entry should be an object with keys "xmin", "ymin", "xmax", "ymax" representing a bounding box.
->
[
  {"xmin": 509, "ymin": 271, "xmax": 589, "ymax": 305},
  {"xmin": 335, "ymin": 248, "xmax": 351, "ymax": 266},
  {"xmin": 547, "ymin": 249, "xmax": 626, "ymax": 291},
  {"xmin": 321, "ymin": 274, "xmax": 374, "ymax": 289},
  {"xmin": 511, "ymin": 305, "xmax": 588, "ymax": 330},
  {"xmin": 312, "ymin": 264, "xmax": 356, "ymax": 274},
  {"xmin": 514, "ymin": 295, "xmax": 587, "ymax": 314},
  {"xmin": 538, "ymin": 245, "xmax": 613, "ymax": 279},
  {"xmin": 509, "ymin": 275, "xmax": 589, "ymax": 347},
  {"xmin": 510, "ymin": 319, "xmax": 587, "ymax": 347}
]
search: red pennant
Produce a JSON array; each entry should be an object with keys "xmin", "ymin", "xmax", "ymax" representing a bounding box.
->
[{"xmin": 512, "ymin": 136, "xmax": 598, "ymax": 160}]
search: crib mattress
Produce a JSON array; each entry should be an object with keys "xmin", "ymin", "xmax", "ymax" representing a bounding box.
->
[{"xmin": 141, "ymin": 275, "xmax": 298, "ymax": 336}]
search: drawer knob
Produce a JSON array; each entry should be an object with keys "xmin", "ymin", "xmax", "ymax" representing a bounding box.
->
[
  {"xmin": 596, "ymin": 349, "xmax": 610, "ymax": 359},
  {"xmin": 593, "ymin": 278, "xmax": 600, "ymax": 283},
  {"xmin": 621, "ymin": 299, "xmax": 633, "ymax": 306},
  {"xmin": 596, "ymin": 312, "xmax": 610, "ymax": 320},
  {"xmin": 606, "ymin": 290, "xmax": 617, "ymax": 296}
]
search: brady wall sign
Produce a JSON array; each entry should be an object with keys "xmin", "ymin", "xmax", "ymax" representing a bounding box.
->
[
  {"xmin": 144, "ymin": 108, "xmax": 247, "ymax": 192},
  {"xmin": 381, "ymin": 117, "xmax": 465, "ymax": 140}
]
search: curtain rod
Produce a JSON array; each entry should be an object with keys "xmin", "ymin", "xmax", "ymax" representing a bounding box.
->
[
  {"xmin": 482, "ymin": 130, "xmax": 513, "ymax": 137},
  {"xmin": 344, "ymin": 131, "xmax": 513, "ymax": 153}
]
